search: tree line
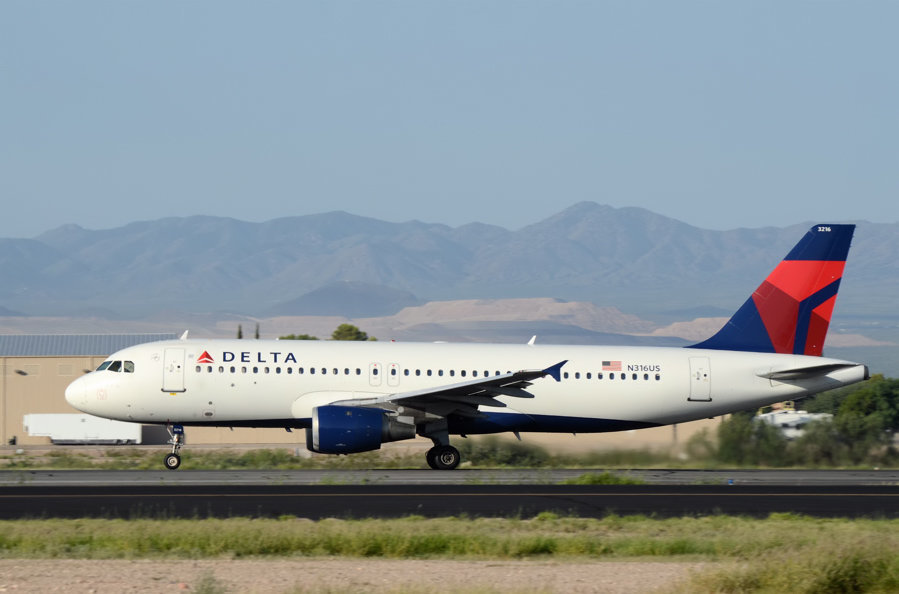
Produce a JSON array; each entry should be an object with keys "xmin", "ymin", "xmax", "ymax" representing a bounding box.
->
[
  {"xmin": 689, "ymin": 374, "xmax": 899, "ymax": 467},
  {"xmin": 279, "ymin": 323, "xmax": 375, "ymax": 342}
]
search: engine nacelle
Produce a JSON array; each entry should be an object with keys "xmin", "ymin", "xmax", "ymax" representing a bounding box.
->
[{"xmin": 306, "ymin": 405, "xmax": 416, "ymax": 454}]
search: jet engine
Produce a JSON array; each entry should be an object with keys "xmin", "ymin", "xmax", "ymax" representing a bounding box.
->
[{"xmin": 306, "ymin": 405, "xmax": 416, "ymax": 454}]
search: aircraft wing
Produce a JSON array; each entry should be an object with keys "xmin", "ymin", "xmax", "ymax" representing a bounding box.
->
[{"xmin": 334, "ymin": 360, "xmax": 567, "ymax": 418}]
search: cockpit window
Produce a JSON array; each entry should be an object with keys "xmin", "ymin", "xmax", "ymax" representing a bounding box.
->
[{"xmin": 96, "ymin": 360, "xmax": 134, "ymax": 373}]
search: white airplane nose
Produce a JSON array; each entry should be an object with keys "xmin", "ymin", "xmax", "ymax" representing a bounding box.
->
[{"xmin": 65, "ymin": 378, "xmax": 85, "ymax": 410}]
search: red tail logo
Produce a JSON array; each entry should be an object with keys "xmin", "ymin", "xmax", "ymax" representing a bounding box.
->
[{"xmin": 691, "ymin": 224, "xmax": 854, "ymax": 356}]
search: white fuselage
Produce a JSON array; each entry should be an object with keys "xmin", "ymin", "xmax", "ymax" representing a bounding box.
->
[{"xmin": 65, "ymin": 339, "xmax": 868, "ymax": 434}]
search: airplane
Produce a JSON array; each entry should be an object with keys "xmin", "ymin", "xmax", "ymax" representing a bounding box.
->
[{"xmin": 64, "ymin": 224, "xmax": 869, "ymax": 470}]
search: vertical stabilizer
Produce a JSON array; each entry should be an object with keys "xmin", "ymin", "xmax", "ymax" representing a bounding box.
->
[{"xmin": 690, "ymin": 224, "xmax": 855, "ymax": 355}]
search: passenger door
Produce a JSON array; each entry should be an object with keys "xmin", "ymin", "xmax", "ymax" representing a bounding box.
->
[{"xmin": 162, "ymin": 348, "xmax": 186, "ymax": 393}]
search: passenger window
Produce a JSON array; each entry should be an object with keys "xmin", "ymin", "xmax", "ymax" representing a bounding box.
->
[
  {"xmin": 253, "ymin": 367, "xmax": 259, "ymax": 374},
  {"xmin": 333, "ymin": 368, "xmax": 338, "ymax": 375},
  {"xmin": 427, "ymin": 370, "xmax": 432, "ymax": 376},
  {"xmin": 230, "ymin": 366, "xmax": 236, "ymax": 373},
  {"xmin": 345, "ymin": 368, "xmax": 350, "ymax": 375},
  {"xmin": 195, "ymin": 366, "xmax": 201, "ymax": 373},
  {"xmin": 287, "ymin": 367, "xmax": 293, "ymax": 374},
  {"xmin": 586, "ymin": 373, "xmax": 591, "ymax": 379},
  {"xmin": 575, "ymin": 372, "xmax": 581, "ymax": 380},
  {"xmin": 644, "ymin": 373, "xmax": 649, "ymax": 380},
  {"xmin": 610, "ymin": 373, "xmax": 615, "ymax": 380},
  {"xmin": 124, "ymin": 361, "xmax": 135, "ymax": 373},
  {"xmin": 416, "ymin": 369, "xmax": 421, "ymax": 376},
  {"xmin": 449, "ymin": 370, "xmax": 454, "ymax": 377},
  {"xmin": 598, "ymin": 373, "xmax": 603, "ymax": 380},
  {"xmin": 391, "ymin": 368, "xmax": 397, "ymax": 376},
  {"xmin": 563, "ymin": 372, "xmax": 569, "ymax": 379},
  {"xmin": 438, "ymin": 370, "xmax": 444, "ymax": 377},
  {"xmin": 655, "ymin": 373, "xmax": 661, "ymax": 381}
]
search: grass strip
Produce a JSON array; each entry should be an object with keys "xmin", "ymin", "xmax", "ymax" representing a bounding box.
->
[{"xmin": 0, "ymin": 514, "xmax": 897, "ymax": 562}]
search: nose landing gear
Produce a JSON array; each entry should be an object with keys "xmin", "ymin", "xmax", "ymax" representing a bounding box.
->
[{"xmin": 164, "ymin": 424, "xmax": 185, "ymax": 470}]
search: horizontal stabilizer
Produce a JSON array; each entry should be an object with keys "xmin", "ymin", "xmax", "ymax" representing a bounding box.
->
[{"xmin": 758, "ymin": 363, "xmax": 863, "ymax": 381}]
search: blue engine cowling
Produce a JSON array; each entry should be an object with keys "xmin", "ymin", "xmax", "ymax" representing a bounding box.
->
[{"xmin": 306, "ymin": 405, "xmax": 416, "ymax": 454}]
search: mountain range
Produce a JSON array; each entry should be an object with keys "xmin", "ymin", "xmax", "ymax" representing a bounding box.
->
[{"xmin": 1, "ymin": 202, "xmax": 897, "ymax": 326}]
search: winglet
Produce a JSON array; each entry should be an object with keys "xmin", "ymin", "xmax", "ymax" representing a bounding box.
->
[
  {"xmin": 179, "ymin": 330, "xmax": 189, "ymax": 341},
  {"xmin": 542, "ymin": 360, "xmax": 567, "ymax": 382}
]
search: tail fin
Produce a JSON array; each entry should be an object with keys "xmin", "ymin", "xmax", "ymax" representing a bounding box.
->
[{"xmin": 690, "ymin": 224, "xmax": 855, "ymax": 356}]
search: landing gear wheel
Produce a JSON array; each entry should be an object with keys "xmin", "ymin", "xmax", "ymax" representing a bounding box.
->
[
  {"xmin": 426, "ymin": 447, "xmax": 439, "ymax": 470},
  {"xmin": 164, "ymin": 424, "xmax": 185, "ymax": 470},
  {"xmin": 429, "ymin": 445, "xmax": 461, "ymax": 470}
]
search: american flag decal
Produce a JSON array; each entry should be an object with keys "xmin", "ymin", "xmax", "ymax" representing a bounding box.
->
[{"xmin": 602, "ymin": 360, "xmax": 622, "ymax": 371}]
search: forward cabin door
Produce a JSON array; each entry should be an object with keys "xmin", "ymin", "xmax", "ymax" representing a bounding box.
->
[
  {"xmin": 162, "ymin": 348, "xmax": 186, "ymax": 393},
  {"xmin": 688, "ymin": 357, "xmax": 711, "ymax": 402}
]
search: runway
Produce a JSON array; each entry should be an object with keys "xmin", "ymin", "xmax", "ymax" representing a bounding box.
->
[
  {"xmin": 1, "ymin": 470, "xmax": 897, "ymax": 519},
  {"xmin": 4, "ymin": 468, "xmax": 899, "ymax": 486}
]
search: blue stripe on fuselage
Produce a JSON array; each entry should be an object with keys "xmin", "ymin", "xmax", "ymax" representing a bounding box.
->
[{"xmin": 448, "ymin": 412, "xmax": 659, "ymax": 434}]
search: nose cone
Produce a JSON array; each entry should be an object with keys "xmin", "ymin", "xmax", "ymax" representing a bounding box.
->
[{"xmin": 65, "ymin": 376, "xmax": 86, "ymax": 411}]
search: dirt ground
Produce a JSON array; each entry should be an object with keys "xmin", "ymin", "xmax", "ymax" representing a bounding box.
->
[{"xmin": 0, "ymin": 558, "xmax": 708, "ymax": 593}]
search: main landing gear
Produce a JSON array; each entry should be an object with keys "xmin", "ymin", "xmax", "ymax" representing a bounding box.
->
[
  {"xmin": 164, "ymin": 424, "xmax": 185, "ymax": 470},
  {"xmin": 425, "ymin": 444, "xmax": 461, "ymax": 470},
  {"xmin": 422, "ymin": 421, "xmax": 461, "ymax": 470}
]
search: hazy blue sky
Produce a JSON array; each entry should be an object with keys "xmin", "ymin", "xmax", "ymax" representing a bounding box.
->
[{"xmin": 2, "ymin": 2, "xmax": 897, "ymax": 238}]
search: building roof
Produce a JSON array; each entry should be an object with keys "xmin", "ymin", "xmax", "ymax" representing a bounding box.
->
[{"xmin": 0, "ymin": 334, "xmax": 177, "ymax": 357}]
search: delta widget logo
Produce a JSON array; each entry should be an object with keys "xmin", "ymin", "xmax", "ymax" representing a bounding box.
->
[{"xmin": 197, "ymin": 351, "xmax": 215, "ymax": 364}]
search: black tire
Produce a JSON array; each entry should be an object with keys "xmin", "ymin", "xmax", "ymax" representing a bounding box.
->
[
  {"xmin": 430, "ymin": 445, "xmax": 460, "ymax": 470},
  {"xmin": 425, "ymin": 447, "xmax": 439, "ymax": 469},
  {"xmin": 164, "ymin": 453, "xmax": 182, "ymax": 470}
]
